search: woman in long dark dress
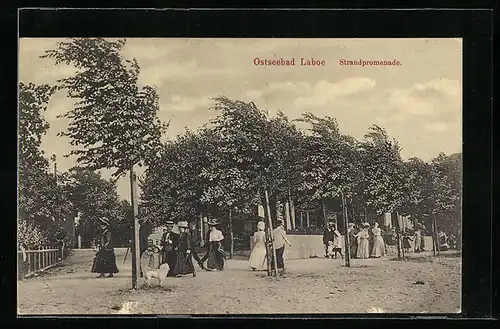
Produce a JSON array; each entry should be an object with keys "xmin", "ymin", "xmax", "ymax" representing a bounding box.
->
[
  {"xmin": 160, "ymin": 224, "xmax": 178, "ymax": 269},
  {"xmin": 91, "ymin": 218, "xmax": 119, "ymax": 278},
  {"xmin": 167, "ymin": 221, "xmax": 195, "ymax": 277},
  {"xmin": 348, "ymin": 223, "xmax": 358, "ymax": 259},
  {"xmin": 205, "ymin": 219, "xmax": 226, "ymax": 271}
]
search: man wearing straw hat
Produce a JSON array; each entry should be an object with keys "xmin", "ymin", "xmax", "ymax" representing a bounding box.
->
[{"xmin": 91, "ymin": 217, "xmax": 119, "ymax": 278}]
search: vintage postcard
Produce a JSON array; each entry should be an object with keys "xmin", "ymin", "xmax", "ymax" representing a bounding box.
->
[{"xmin": 18, "ymin": 38, "xmax": 462, "ymax": 315}]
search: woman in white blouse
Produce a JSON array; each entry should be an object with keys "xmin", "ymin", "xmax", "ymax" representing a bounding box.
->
[
  {"xmin": 205, "ymin": 218, "xmax": 226, "ymax": 271},
  {"xmin": 249, "ymin": 221, "xmax": 267, "ymax": 271}
]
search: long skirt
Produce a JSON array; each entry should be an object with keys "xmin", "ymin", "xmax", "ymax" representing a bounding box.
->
[
  {"xmin": 371, "ymin": 236, "xmax": 386, "ymax": 257},
  {"xmin": 357, "ymin": 238, "xmax": 370, "ymax": 259},
  {"xmin": 414, "ymin": 237, "xmax": 422, "ymax": 251},
  {"xmin": 91, "ymin": 249, "xmax": 119, "ymax": 274},
  {"xmin": 249, "ymin": 243, "xmax": 267, "ymax": 271},
  {"xmin": 350, "ymin": 242, "xmax": 358, "ymax": 259},
  {"xmin": 167, "ymin": 251, "xmax": 195, "ymax": 277},
  {"xmin": 161, "ymin": 248, "xmax": 177, "ymax": 269},
  {"xmin": 207, "ymin": 242, "xmax": 226, "ymax": 271}
]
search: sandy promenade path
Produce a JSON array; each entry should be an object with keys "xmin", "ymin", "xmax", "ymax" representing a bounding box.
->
[{"xmin": 17, "ymin": 248, "xmax": 461, "ymax": 315}]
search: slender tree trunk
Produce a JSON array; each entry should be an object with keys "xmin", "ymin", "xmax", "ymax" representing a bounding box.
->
[
  {"xmin": 288, "ymin": 188, "xmax": 295, "ymax": 229},
  {"xmin": 322, "ymin": 199, "xmax": 328, "ymax": 226},
  {"xmin": 129, "ymin": 167, "xmax": 140, "ymax": 290},
  {"xmin": 431, "ymin": 216, "xmax": 437, "ymax": 256},
  {"xmin": 400, "ymin": 214, "xmax": 406, "ymax": 260},
  {"xmin": 394, "ymin": 211, "xmax": 402, "ymax": 260},
  {"xmin": 300, "ymin": 211, "xmax": 303, "ymax": 228},
  {"xmin": 199, "ymin": 214, "xmax": 204, "ymax": 247},
  {"xmin": 341, "ymin": 192, "xmax": 351, "ymax": 267},
  {"xmin": 228, "ymin": 208, "xmax": 234, "ymax": 259},
  {"xmin": 264, "ymin": 190, "xmax": 279, "ymax": 277},
  {"xmin": 434, "ymin": 215, "xmax": 440, "ymax": 255},
  {"xmin": 306, "ymin": 211, "xmax": 310, "ymax": 228}
]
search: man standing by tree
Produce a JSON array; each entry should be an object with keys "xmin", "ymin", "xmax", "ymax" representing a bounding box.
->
[{"xmin": 272, "ymin": 219, "xmax": 292, "ymax": 274}]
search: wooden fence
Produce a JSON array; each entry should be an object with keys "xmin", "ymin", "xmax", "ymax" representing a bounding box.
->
[{"xmin": 17, "ymin": 246, "xmax": 64, "ymax": 280}]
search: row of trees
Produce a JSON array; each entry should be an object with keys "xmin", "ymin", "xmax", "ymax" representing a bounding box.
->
[
  {"xmin": 19, "ymin": 38, "xmax": 461, "ymax": 283},
  {"xmin": 18, "ymin": 82, "xmax": 134, "ymax": 249},
  {"xmin": 139, "ymin": 96, "xmax": 462, "ymax": 256}
]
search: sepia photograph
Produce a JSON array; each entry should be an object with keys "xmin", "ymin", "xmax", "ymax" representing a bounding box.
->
[{"xmin": 17, "ymin": 38, "xmax": 462, "ymax": 315}]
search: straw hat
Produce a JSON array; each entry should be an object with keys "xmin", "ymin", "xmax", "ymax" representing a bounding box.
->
[
  {"xmin": 177, "ymin": 221, "xmax": 189, "ymax": 228},
  {"xmin": 207, "ymin": 218, "xmax": 220, "ymax": 226},
  {"xmin": 362, "ymin": 222, "xmax": 370, "ymax": 228},
  {"xmin": 348, "ymin": 223, "xmax": 355, "ymax": 228}
]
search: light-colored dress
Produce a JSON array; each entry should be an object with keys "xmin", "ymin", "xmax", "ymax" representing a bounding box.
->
[
  {"xmin": 249, "ymin": 230, "xmax": 267, "ymax": 271},
  {"xmin": 370, "ymin": 227, "xmax": 385, "ymax": 257},
  {"xmin": 414, "ymin": 230, "xmax": 422, "ymax": 251},
  {"xmin": 356, "ymin": 229, "xmax": 370, "ymax": 259}
]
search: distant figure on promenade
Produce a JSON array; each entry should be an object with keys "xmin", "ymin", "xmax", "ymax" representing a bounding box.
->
[
  {"xmin": 414, "ymin": 225, "xmax": 422, "ymax": 253},
  {"xmin": 370, "ymin": 222, "xmax": 386, "ymax": 258},
  {"xmin": 328, "ymin": 224, "xmax": 343, "ymax": 259},
  {"xmin": 91, "ymin": 217, "xmax": 119, "ymax": 278},
  {"xmin": 203, "ymin": 218, "xmax": 226, "ymax": 271},
  {"xmin": 322, "ymin": 222, "xmax": 336, "ymax": 258},
  {"xmin": 348, "ymin": 223, "xmax": 358, "ymax": 259},
  {"xmin": 272, "ymin": 219, "xmax": 292, "ymax": 273},
  {"xmin": 249, "ymin": 220, "xmax": 267, "ymax": 271},
  {"xmin": 167, "ymin": 221, "xmax": 195, "ymax": 277},
  {"xmin": 438, "ymin": 230, "xmax": 450, "ymax": 251},
  {"xmin": 355, "ymin": 223, "xmax": 370, "ymax": 259}
]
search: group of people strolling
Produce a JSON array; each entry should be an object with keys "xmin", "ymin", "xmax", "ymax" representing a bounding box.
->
[
  {"xmin": 346, "ymin": 222, "xmax": 386, "ymax": 259},
  {"xmin": 248, "ymin": 218, "xmax": 292, "ymax": 274},
  {"xmin": 159, "ymin": 218, "xmax": 226, "ymax": 277},
  {"xmin": 90, "ymin": 217, "xmax": 227, "ymax": 279}
]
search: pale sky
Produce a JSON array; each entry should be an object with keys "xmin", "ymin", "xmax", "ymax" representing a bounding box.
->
[{"xmin": 18, "ymin": 38, "xmax": 462, "ymax": 201}]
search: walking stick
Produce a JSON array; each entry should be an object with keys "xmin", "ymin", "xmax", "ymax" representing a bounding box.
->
[{"xmin": 123, "ymin": 246, "xmax": 130, "ymax": 265}]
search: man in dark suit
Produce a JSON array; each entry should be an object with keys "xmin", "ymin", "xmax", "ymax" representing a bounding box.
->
[{"xmin": 323, "ymin": 222, "xmax": 336, "ymax": 258}]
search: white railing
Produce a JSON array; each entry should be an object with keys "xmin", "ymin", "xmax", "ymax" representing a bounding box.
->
[{"xmin": 17, "ymin": 246, "xmax": 62, "ymax": 279}]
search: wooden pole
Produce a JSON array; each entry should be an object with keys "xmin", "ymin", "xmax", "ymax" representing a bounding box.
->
[
  {"xmin": 431, "ymin": 216, "xmax": 437, "ymax": 256},
  {"xmin": 394, "ymin": 212, "xmax": 402, "ymax": 260},
  {"xmin": 342, "ymin": 192, "xmax": 351, "ymax": 267},
  {"xmin": 264, "ymin": 190, "xmax": 279, "ymax": 277},
  {"xmin": 228, "ymin": 208, "xmax": 234, "ymax": 259},
  {"xmin": 322, "ymin": 199, "xmax": 328, "ymax": 227},
  {"xmin": 130, "ymin": 167, "xmax": 140, "ymax": 290},
  {"xmin": 199, "ymin": 214, "xmax": 204, "ymax": 247},
  {"xmin": 288, "ymin": 189, "xmax": 295, "ymax": 229}
]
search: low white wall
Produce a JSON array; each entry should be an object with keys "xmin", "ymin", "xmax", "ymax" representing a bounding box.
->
[{"xmin": 249, "ymin": 235, "xmax": 435, "ymax": 260}]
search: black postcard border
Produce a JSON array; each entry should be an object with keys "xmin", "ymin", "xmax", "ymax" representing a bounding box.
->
[{"xmin": 3, "ymin": 6, "xmax": 496, "ymax": 326}]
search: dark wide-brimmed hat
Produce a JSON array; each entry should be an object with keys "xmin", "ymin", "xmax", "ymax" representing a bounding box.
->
[{"xmin": 207, "ymin": 218, "xmax": 220, "ymax": 226}]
